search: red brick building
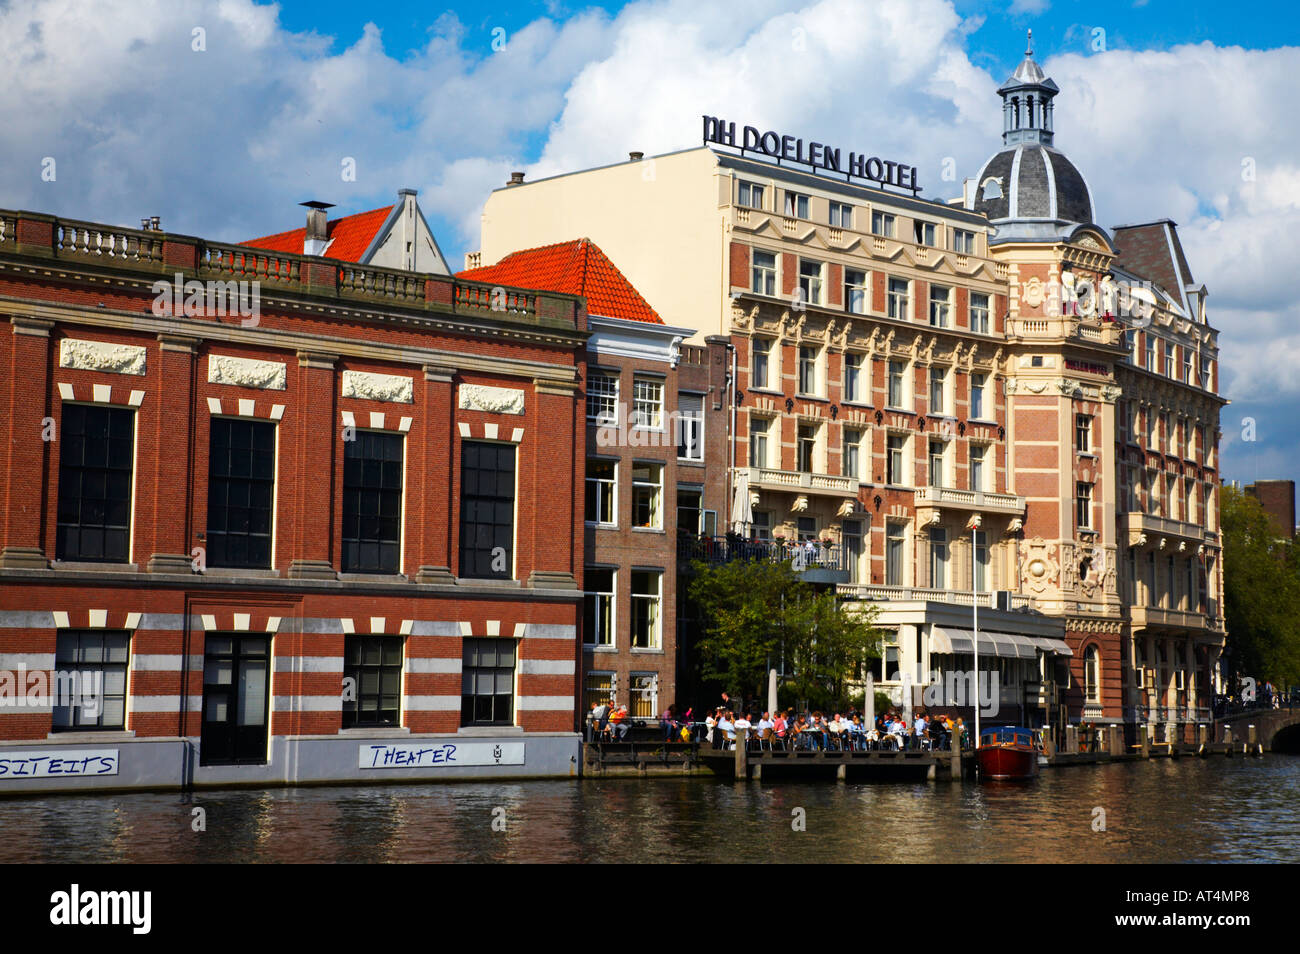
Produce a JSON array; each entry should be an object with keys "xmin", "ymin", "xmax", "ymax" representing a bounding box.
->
[
  {"xmin": 461, "ymin": 239, "xmax": 730, "ymax": 725},
  {"xmin": 0, "ymin": 198, "xmax": 589, "ymax": 792}
]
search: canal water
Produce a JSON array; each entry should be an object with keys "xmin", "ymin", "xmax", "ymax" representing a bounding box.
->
[{"xmin": 2, "ymin": 756, "xmax": 1297, "ymax": 863}]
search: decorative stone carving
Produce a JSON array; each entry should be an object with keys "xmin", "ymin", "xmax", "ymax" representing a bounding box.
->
[
  {"xmin": 59, "ymin": 338, "xmax": 146, "ymax": 376},
  {"xmin": 208, "ymin": 354, "xmax": 286, "ymax": 390},
  {"xmin": 458, "ymin": 383, "xmax": 524, "ymax": 415},
  {"xmin": 343, "ymin": 370, "xmax": 414, "ymax": 404},
  {"xmin": 1020, "ymin": 537, "xmax": 1060, "ymax": 596}
]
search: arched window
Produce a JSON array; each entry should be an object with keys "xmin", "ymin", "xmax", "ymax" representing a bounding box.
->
[
  {"xmin": 981, "ymin": 177, "xmax": 1003, "ymax": 201},
  {"xmin": 1084, "ymin": 645, "xmax": 1100, "ymax": 704}
]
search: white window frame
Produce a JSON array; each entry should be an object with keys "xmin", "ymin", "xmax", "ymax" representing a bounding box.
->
[
  {"xmin": 631, "ymin": 461, "xmax": 663, "ymax": 530},
  {"xmin": 887, "ymin": 277, "xmax": 910, "ymax": 321},
  {"xmin": 738, "ymin": 180, "xmax": 765, "ymax": 210},
  {"xmin": 843, "ymin": 352, "xmax": 865, "ymax": 402},
  {"xmin": 750, "ymin": 416, "xmax": 772, "ymax": 468},
  {"xmin": 631, "ymin": 376, "xmax": 664, "ymax": 430},
  {"xmin": 784, "ymin": 191, "xmax": 810, "ymax": 219},
  {"xmin": 970, "ymin": 371, "xmax": 987, "ymax": 420},
  {"xmin": 585, "ymin": 458, "xmax": 617, "ymax": 526},
  {"xmin": 829, "ymin": 201, "xmax": 853, "ymax": 228},
  {"xmin": 798, "ymin": 259, "xmax": 824, "ymax": 307},
  {"xmin": 584, "ymin": 566, "xmax": 616, "ymax": 647},
  {"xmin": 677, "ymin": 392, "xmax": 704, "ymax": 462},
  {"xmin": 751, "ymin": 250, "xmax": 777, "ymax": 296},
  {"xmin": 586, "ymin": 370, "xmax": 619, "ymax": 424},
  {"xmin": 630, "ymin": 569, "xmax": 662, "ymax": 650},
  {"xmin": 871, "ymin": 210, "xmax": 895, "ymax": 237},
  {"xmin": 928, "ymin": 284, "xmax": 952, "ymax": 328},
  {"xmin": 844, "ymin": 269, "xmax": 868, "ymax": 315},
  {"xmin": 970, "ymin": 292, "xmax": 990, "ymax": 335}
]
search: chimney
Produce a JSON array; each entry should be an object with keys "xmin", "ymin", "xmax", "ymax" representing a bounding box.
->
[
  {"xmin": 508, "ymin": 172, "xmax": 525, "ymax": 186},
  {"xmin": 150, "ymin": 216, "xmax": 161, "ymax": 231},
  {"xmin": 300, "ymin": 200, "xmax": 335, "ymax": 256},
  {"xmin": 629, "ymin": 151, "xmax": 644, "ymax": 161}
]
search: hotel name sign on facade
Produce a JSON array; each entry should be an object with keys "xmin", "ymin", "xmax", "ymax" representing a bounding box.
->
[{"xmin": 702, "ymin": 115, "xmax": 921, "ymax": 195}]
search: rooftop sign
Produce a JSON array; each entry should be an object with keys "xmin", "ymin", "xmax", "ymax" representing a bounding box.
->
[{"xmin": 703, "ymin": 115, "xmax": 921, "ymax": 195}]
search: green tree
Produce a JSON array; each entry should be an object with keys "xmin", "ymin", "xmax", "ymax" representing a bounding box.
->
[
  {"xmin": 686, "ymin": 557, "xmax": 881, "ymax": 705},
  {"xmin": 1221, "ymin": 486, "xmax": 1300, "ymax": 685}
]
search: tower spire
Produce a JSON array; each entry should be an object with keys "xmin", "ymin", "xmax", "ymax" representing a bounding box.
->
[
  {"xmin": 1026, "ymin": 29, "xmax": 1033, "ymax": 57},
  {"xmin": 998, "ymin": 33, "xmax": 1058, "ymax": 146}
]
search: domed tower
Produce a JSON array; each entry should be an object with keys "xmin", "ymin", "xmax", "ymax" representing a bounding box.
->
[{"xmin": 971, "ymin": 31, "xmax": 1097, "ymax": 243}]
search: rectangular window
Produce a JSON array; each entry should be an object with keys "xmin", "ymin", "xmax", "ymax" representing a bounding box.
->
[
  {"xmin": 751, "ymin": 337, "xmax": 772, "ymax": 388},
  {"xmin": 844, "ymin": 269, "xmax": 868, "ymax": 314},
  {"xmin": 584, "ymin": 567, "xmax": 615, "ymax": 647},
  {"xmin": 630, "ymin": 673, "xmax": 658, "ymax": 719},
  {"xmin": 1076, "ymin": 414, "xmax": 1092, "ymax": 453},
  {"xmin": 928, "ymin": 439, "xmax": 945, "ymax": 487},
  {"xmin": 1164, "ymin": 345, "xmax": 1175, "ymax": 379},
  {"xmin": 914, "ymin": 221, "xmax": 936, "ymax": 246},
  {"xmin": 677, "ymin": 487, "xmax": 703, "ymax": 535},
  {"xmin": 1145, "ymin": 335, "xmax": 1157, "ymax": 371},
  {"xmin": 200, "ymin": 635, "xmax": 269, "ymax": 766},
  {"xmin": 928, "ymin": 285, "xmax": 952, "ymax": 328},
  {"xmin": 1076, "ymin": 482, "xmax": 1093, "ymax": 529},
  {"xmin": 843, "ymin": 352, "xmax": 864, "ymax": 402},
  {"xmin": 886, "ymin": 522, "xmax": 906, "ymax": 585},
  {"xmin": 632, "ymin": 376, "xmax": 664, "ymax": 429},
  {"xmin": 751, "ymin": 250, "xmax": 777, "ymax": 296},
  {"xmin": 1200, "ymin": 356, "xmax": 1212, "ymax": 390},
  {"xmin": 798, "ymin": 345, "xmax": 818, "ymax": 394},
  {"xmin": 342, "ymin": 430, "xmax": 404, "ymax": 574},
  {"xmin": 342, "ymin": 635, "xmax": 402, "ymax": 728},
  {"xmin": 585, "ymin": 672, "xmax": 614, "ymax": 711},
  {"xmin": 206, "ymin": 418, "xmax": 275, "ymax": 569},
  {"xmin": 843, "ymin": 428, "xmax": 861, "ymax": 480},
  {"xmin": 929, "ymin": 366, "xmax": 946, "ymax": 415},
  {"xmin": 784, "ymin": 191, "xmax": 809, "ymax": 219},
  {"xmin": 677, "ymin": 393, "xmax": 704, "ymax": 461},
  {"xmin": 738, "ymin": 180, "xmax": 765, "ymax": 209},
  {"xmin": 631, "ymin": 570, "xmax": 662, "ymax": 649},
  {"xmin": 970, "ymin": 293, "xmax": 990, "ymax": 334},
  {"xmin": 586, "ymin": 371, "xmax": 619, "ymax": 423},
  {"xmin": 458, "ymin": 441, "xmax": 516, "ymax": 579},
  {"xmin": 930, "ymin": 528, "xmax": 948, "ymax": 588},
  {"xmin": 887, "ymin": 434, "xmax": 907, "ymax": 485},
  {"xmin": 797, "ymin": 424, "xmax": 817, "ymax": 473},
  {"xmin": 632, "ymin": 462, "xmax": 663, "ymax": 529},
  {"xmin": 887, "ymin": 277, "xmax": 909, "ymax": 321},
  {"xmin": 752, "ymin": 511, "xmax": 772, "ymax": 540},
  {"xmin": 1124, "ymin": 329, "xmax": 1138, "ymax": 364},
  {"xmin": 974, "ymin": 530, "xmax": 989, "ymax": 592},
  {"xmin": 953, "ymin": 229, "xmax": 975, "ymax": 254},
  {"xmin": 970, "ymin": 372, "xmax": 987, "ymax": 419},
  {"xmin": 798, "ymin": 259, "xmax": 824, "ymax": 306},
  {"xmin": 970, "ymin": 444, "xmax": 986, "ymax": 492},
  {"xmin": 1184, "ymin": 350, "xmax": 1195, "ymax": 384},
  {"xmin": 461, "ymin": 638, "xmax": 516, "ymax": 726},
  {"xmin": 871, "ymin": 210, "xmax": 895, "ymax": 237},
  {"xmin": 829, "ymin": 201, "xmax": 853, "ymax": 228},
  {"xmin": 749, "ymin": 417, "xmax": 770, "ymax": 468},
  {"xmin": 585, "ymin": 459, "xmax": 616, "ymax": 525},
  {"xmin": 56, "ymin": 404, "xmax": 134, "ymax": 563},
  {"xmin": 842, "ymin": 518, "xmax": 863, "ymax": 583},
  {"xmin": 887, "ymin": 359, "xmax": 907, "ymax": 408},
  {"xmin": 797, "ymin": 516, "xmax": 817, "ymax": 542},
  {"xmin": 52, "ymin": 630, "xmax": 128, "ymax": 731}
]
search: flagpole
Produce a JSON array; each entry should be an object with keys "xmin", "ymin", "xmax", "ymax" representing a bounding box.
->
[{"xmin": 969, "ymin": 515, "xmax": 982, "ymax": 752}]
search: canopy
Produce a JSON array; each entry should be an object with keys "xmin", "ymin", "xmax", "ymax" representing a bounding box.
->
[
  {"xmin": 932, "ymin": 627, "xmax": 1067, "ymax": 659},
  {"xmin": 730, "ymin": 469, "xmax": 753, "ymax": 534}
]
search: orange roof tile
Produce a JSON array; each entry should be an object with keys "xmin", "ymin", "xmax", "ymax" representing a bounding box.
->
[
  {"xmin": 241, "ymin": 205, "xmax": 393, "ymax": 262},
  {"xmin": 457, "ymin": 239, "xmax": 663, "ymax": 324}
]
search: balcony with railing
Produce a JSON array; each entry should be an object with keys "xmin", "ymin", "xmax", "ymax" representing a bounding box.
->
[
  {"xmin": 836, "ymin": 583, "xmax": 1034, "ymax": 610},
  {"xmin": 1129, "ymin": 604, "xmax": 1211, "ymax": 633},
  {"xmin": 914, "ymin": 485, "xmax": 1025, "ymax": 516},
  {"xmin": 1005, "ymin": 315, "xmax": 1124, "ymax": 348},
  {"xmin": 742, "ymin": 466, "xmax": 858, "ymax": 497},
  {"xmin": 677, "ymin": 535, "xmax": 849, "ymax": 584},
  {"xmin": 1123, "ymin": 512, "xmax": 1218, "ymax": 551},
  {"xmin": 0, "ymin": 208, "xmax": 582, "ymax": 332}
]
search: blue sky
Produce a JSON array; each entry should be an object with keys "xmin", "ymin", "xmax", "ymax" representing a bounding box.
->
[{"xmin": 1, "ymin": 0, "xmax": 1297, "ymax": 493}]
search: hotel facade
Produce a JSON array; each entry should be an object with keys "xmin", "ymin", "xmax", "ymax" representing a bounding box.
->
[
  {"xmin": 0, "ymin": 196, "xmax": 589, "ymax": 793},
  {"xmin": 471, "ymin": 43, "xmax": 1226, "ymax": 736}
]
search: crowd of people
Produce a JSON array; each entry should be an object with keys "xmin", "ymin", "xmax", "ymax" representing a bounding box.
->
[{"xmin": 666, "ymin": 704, "xmax": 969, "ymax": 752}]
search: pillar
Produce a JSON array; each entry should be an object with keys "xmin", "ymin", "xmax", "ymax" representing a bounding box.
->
[
  {"xmin": 0, "ymin": 317, "xmax": 53, "ymax": 567},
  {"xmin": 413, "ymin": 364, "xmax": 455, "ymax": 583},
  {"xmin": 287, "ymin": 351, "xmax": 339, "ymax": 578},
  {"xmin": 146, "ymin": 333, "xmax": 199, "ymax": 572}
]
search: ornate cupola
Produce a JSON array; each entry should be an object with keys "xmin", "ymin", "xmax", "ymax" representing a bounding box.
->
[{"xmin": 999, "ymin": 30, "xmax": 1059, "ymax": 146}]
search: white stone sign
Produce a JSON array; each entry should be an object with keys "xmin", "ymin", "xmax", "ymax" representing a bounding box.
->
[
  {"xmin": 59, "ymin": 339, "xmax": 147, "ymax": 376},
  {"xmin": 458, "ymin": 384, "xmax": 525, "ymax": 415},
  {"xmin": 208, "ymin": 354, "xmax": 287, "ymax": 390},
  {"xmin": 342, "ymin": 370, "xmax": 414, "ymax": 404},
  {"xmin": 358, "ymin": 741, "xmax": 525, "ymax": 769},
  {"xmin": 0, "ymin": 748, "xmax": 119, "ymax": 779}
]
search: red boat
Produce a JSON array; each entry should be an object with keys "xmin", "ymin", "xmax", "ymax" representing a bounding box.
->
[{"xmin": 976, "ymin": 726, "xmax": 1040, "ymax": 780}]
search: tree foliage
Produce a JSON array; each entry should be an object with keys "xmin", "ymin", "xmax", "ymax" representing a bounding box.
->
[
  {"xmin": 1221, "ymin": 486, "xmax": 1300, "ymax": 685},
  {"xmin": 686, "ymin": 558, "xmax": 882, "ymax": 705}
]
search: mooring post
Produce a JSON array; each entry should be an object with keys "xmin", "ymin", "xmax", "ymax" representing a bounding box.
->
[
  {"xmin": 1248, "ymin": 724, "xmax": 1259, "ymax": 755},
  {"xmin": 1109, "ymin": 724, "xmax": 1122, "ymax": 757},
  {"xmin": 1139, "ymin": 723, "xmax": 1149, "ymax": 759},
  {"xmin": 1065, "ymin": 725, "xmax": 1078, "ymax": 755},
  {"xmin": 1197, "ymin": 724, "xmax": 1208, "ymax": 756},
  {"xmin": 837, "ymin": 763, "xmax": 847, "ymax": 782},
  {"xmin": 734, "ymin": 729, "xmax": 747, "ymax": 780},
  {"xmin": 1223, "ymin": 724, "xmax": 1233, "ymax": 757}
]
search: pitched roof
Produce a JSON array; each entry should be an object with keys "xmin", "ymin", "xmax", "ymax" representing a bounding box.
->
[
  {"xmin": 241, "ymin": 205, "xmax": 394, "ymax": 262},
  {"xmin": 1111, "ymin": 220, "xmax": 1196, "ymax": 309},
  {"xmin": 457, "ymin": 239, "xmax": 663, "ymax": 324}
]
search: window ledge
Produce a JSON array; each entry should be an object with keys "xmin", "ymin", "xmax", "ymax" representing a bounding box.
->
[
  {"xmin": 586, "ymin": 522, "xmax": 619, "ymax": 530},
  {"xmin": 46, "ymin": 730, "xmax": 135, "ymax": 742},
  {"xmin": 884, "ymin": 406, "xmax": 914, "ymax": 415},
  {"xmin": 456, "ymin": 577, "xmax": 522, "ymax": 588},
  {"xmin": 51, "ymin": 561, "xmax": 138, "ymax": 572},
  {"xmin": 457, "ymin": 725, "xmax": 525, "ymax": 737},
  {"xmin": 584, "ymin": 645, "xmax": 619, "ymax": 654},
  {"xmin": 202, "ymin": 567, "xmax": 279, "ymax": 578},
  {"xmin": 1078, "ymin": 452, "xmax": 1098, "ymax": 460},
  {"xmin": 677, "ymin": 458, "xmax": 706, "ymax": 466},
  {"xmin": 339, "ymin": 572, "xmax": 408, "ymax": 584},
  {"xmin": 631, "ymin": 527, "xmax": 666, "ymax": 534},
  {"xmin": 795, "ymin": 393, "xmax": 829, "ymax": 403},
  {"xmin": 630, "ymin": 647, "xmax": 665, "ymax": 655},
  {"xmin": 841, "ymin": 399, "xmax": 873, "ymax": 409},
  {"xmin": 747, "ymin": 386, "xmax": 783, "ymax": 396},
  {"xmin": 339, "ymin": 726, "xmax": 410, "ymax": 737},
  {"xmin": 968, "ymin": 418, "xmax": 999, "ymax": 426}
]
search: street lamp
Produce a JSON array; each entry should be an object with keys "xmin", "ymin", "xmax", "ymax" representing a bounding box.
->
[{"xmin": 967, "ymin": 514, "xmax": 983, "ymax": 748}]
